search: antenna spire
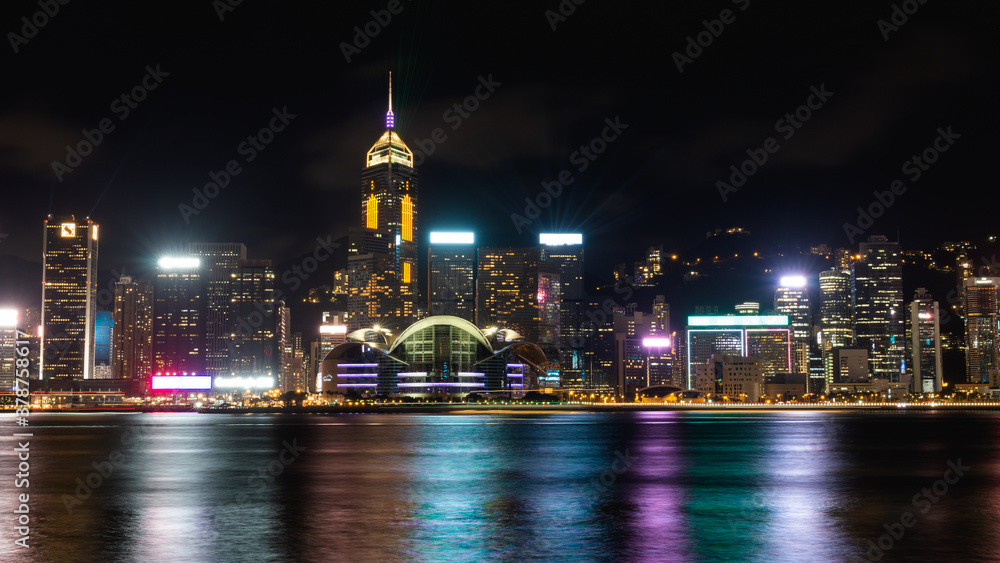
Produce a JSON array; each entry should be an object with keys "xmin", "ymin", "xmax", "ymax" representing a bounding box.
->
[{"xmin": 386, "ymin": 71, "xmax": 395, "ymax": 129}]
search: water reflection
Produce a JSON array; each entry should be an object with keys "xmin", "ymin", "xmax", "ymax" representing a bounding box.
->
[{"xmin": 2, "ymin": 411, "xmax": 999, "ymax": 562}]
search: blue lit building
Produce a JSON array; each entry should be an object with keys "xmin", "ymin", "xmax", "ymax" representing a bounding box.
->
[{"xmin": 94, "ymin": 311, "xmax": 113, "ymax": 378}]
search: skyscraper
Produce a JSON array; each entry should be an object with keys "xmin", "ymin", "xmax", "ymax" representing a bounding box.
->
[
  {"xmin": 428, "ymin": 232, "xmax": 476, "ymax": 321},
  {"xmin": 540, "ymin": 233, "xmax": 584, "ymax": 387},
  {"xmin": 476, "ymin": 247, "xmax": 561, "ymax": 364},
  {"xmin": 818, "ymin": 268, "xmax": 853, "ymax": 390},
  {"xmin": 41, "ymin": 215, "xmax": 99, "ymax": 380},
  {"xmin": 93, "ymin": 311, "xmax": 113, "ymax": 379},
  {"xmin": 229, "ymin": 259, "xmax": 279, "ymax": 380},
  {"xmin": 909, "ymin": 288, "xmax": 943, "ymax": 393},
  {"xmin": 852, "ymin": 236, "xmax": 905, "ymax": 385},
  {"xmin": 188, "ymin": 243, "xmax": 247, "ymax": 377},
  {"xmin": 112, "ymin": 275, "xmax": 153, "ymax": 381},
  {"xmin": 153, "ymin": 257, "xmax": 205, "ymax": 375},
  {"xmin": 963, "ymin": 277, "xmax": 1000, "ymax": 385},
  {"xmin": 774, "ymin": 275, "xmax": 811, "ymax": 376},
  {"xmin": 350, "ymin": 73, "xmax": 418, "ymax": 333},
  {"xmin": 0, "ymin": 309, "xmax": 18, "ymax": 392}
]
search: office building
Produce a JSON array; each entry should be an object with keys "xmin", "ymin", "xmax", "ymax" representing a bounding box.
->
[
  {"xmin": 229, "ymin": 260, "xmax": 279, "ymax": 383},
  {"xmin": 0, "ymin": 310, "xmax": 18, "ymax": 392},
  {"xmin": 428, "ymin": 232, "xmax": 476, "ymax": 321},
  {"xmin": 476, "ymin": 247, "xmax": 561, "ymax": 366},
  {"xmin": 93, "ymin": 311, "xmax": 113, "ymax": 379},
  {"xmin": 350, "ymin": 73, "xmax": 418, "ymax": 333},
  {"xmin": 818, "ymin": 268, "xmax": 853, "ymax": 389},
  {"xmin": 112, "ymin": 275, "xmax": 153, "ymax": 381},
  {"xmin": 964, "ymin": 277, "xmax": 1000, "ymax": 385},
  {"xmin": 852, "ymin": 236, "xmax": 905, "ymax": 385},
  {"xmin": 41, "ymin": 215, "xmax": 99, "ymax": 380},
  {"xmin": 909, "ymin": 288, "xmax": 943, "ymax": 393},
  {"xmin": 540, "ymin": 233, "xmax": 585, "ymax": 388},
  {"xmin": 153, "ymin": 257, "xmax": 206, "ymax": 374},
  {"xmin": 188, "ymin": 243, "xmax": 246, "ymax": 377},
  {"xmin": 774, "ymin": 275, "xmax": 811, "ymax": 375},
  {"xmin": 694, "ymin": 354, "xmax": 762, "ymax": 401}
]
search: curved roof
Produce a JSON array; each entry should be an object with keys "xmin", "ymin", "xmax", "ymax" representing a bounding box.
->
[{"xmin": 389, "ymin": 315, "xmax": 494, "ymax": 354}]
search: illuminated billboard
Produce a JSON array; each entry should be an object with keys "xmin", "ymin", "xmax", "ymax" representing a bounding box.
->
[
  {"xmin": 429, "ymin": 232, "xmax": 475, "ymax": 244},
  {"xmin": 151, "ymin": 375, "xmax": 212, "ymax": 390},
  {"xmin": 157, "ymin": 257, "xmax": 201, "ymax": 269},
  {"xmin": 320, "ymin": 325, "xmax": 348, "ymax": 334},
  {"xmin": 688, "ymin": 315, "xmax": 788, "ymax": 327},
  {"xmin": 642, "ymin": 337, "xmax": 671, "ymax": 347},
  {"xmin": 213, "ymin": 376, "xmax": 276, "ymax": 389},
  {"xmin": 539, "ymin": 233, "xmax": 582, "ymax": 246},
  {"xmin": 779, "ymin": 275, "xmax": 807, "ymax": 288},
  {"xmin": 0, "ymin": 309, "xmax": 17, "ymax": 328}
]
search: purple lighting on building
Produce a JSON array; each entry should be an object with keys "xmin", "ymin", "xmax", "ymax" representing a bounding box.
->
[
  {"xmin": 397, "ymin": 382, "xmax": 485, "ymax": 388},
  {"xmin": 643, "ymin": 337, "xmax": 671, "ymax": 347}
]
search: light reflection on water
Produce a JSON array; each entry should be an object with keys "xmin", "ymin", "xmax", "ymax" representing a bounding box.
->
[{"xmin": 1, "ymin": 411, "xmax": 999, "ymax": 562}]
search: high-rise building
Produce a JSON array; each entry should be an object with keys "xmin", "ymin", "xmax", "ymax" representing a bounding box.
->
[
  {"xmin": 852, "ymin": 236, "xmax": 905, "ymax": 385},
  {"xmin": 112, "ymin": 276, "xmax": 153, "ymax": 381},
  {"xmin": 613, "ymin": 309, "xmax": 675, "ymax": 397},
  {"xmin": 229, "ymin": 260, "xmax": 279, "ymax": 381},
  {"xmin": 0, "ymin": 309, "xmax": 19, "ymax": 392},
  {"xmin": 41, "ymin": 215, "xmax": 99, "ymax": 380},
  {"xmin": 963, "ymin": 277, "xmax": 1000, "ymax": 385},
  {"xmin": 319, "ymin": 311, "xmax": 349, "ymax": 362},
  {"xmin": 188, "ymin": 243, "xmax": 247, "ymax": 377},
  {"xmin": 540, "ymin": 234, "xmax": 584, "ymax": 388},
  {"xmin": 909, "ymin": 288, "xmax": 943, "ymax": 393},
  {"xmin": 428, "ymin": 232, "xmax": 476, "ymax": 321},
  {"xmin": 350, "ymin": 73, "xmax": 418, "ymax": 333},
  {"xmin": 774, "ymin": 275, "xmax": 811, "ymax": 376},
  {"xmin": 153, "ymin": 257, "xmax": 205, "ymax": 375},
  {"xmin": 819, "ymin": 268, "xmax": 853, "ymax": 390},
  {"xmin": 476, "ymin": 247, "xmax": 561, "ymax": 369}
]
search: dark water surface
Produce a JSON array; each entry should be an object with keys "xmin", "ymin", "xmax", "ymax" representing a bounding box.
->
[{"xmin": 2, "ymin": 410, "xmax": 999, "ymax": 562}]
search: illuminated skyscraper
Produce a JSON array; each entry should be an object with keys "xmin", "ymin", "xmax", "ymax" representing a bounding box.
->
[
  {"xmin": 909, "ymin": 288, "xmax": 943, "ymax": 393},
  {"xmin": 188, "ymin": 243, "xmax": 247, "ymax": 377},
  {"xmin": 41, "ymin": 215, "xmax": 99, "ymax": 380},
  {"xmin": 540, "ymin": 234, "xmax": 584, "ymax": 387},
  {"xmin": 963, "ymin": 277, "xmax": 1000, "ymax": 385},
  {"xmin": 0, "ymin": 310, "xmax": 18, "ymax": 392},
  {"xmin": 852, "ymin": 236, "xmax": 905, "ymax": 385},
  {"xmin": 476, "ymin": 247, "xmax": 561, "ymax": 367},
  {"xmin": 818, "ymin": 268, "xmax": 853, "ymax": 389},
  {"xmin": 229, "ymin": 260, "xmax": 279, "ymax": 379},
  {"xmin": 112, "ymin": 275, "xmax": 153, "ymax": 381},
  {"xmin": 686, "ymin": 315, "xmax": 791, "ymax": 389},
  {"xmin": 93, "ymin": 311, "xmax": 113, "ymax": 379},
  {"xmin": 774, "ymin": 275, "xmax": 811, "ymax": 376},
  {"xmin": 428, "ymin": 232, "xmax": 476, "ymax": 321},
  {"xmin": 153, "ymin": 257, "xmax": 205, "ymax": 374},
  {"xmin": 350, "ymin": 72, "xmax": 418, "ymax": 332}
]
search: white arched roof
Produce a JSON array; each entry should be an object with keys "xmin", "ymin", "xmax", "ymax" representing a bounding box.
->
[{"xmin": 388, "ymin": 315, "xmax": 494, "ymax": 354}]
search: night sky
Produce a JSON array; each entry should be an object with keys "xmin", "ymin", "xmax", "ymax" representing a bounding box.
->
[{"xmin": 1, "ymin": 0, "xmax": 998, "ymax": 317}]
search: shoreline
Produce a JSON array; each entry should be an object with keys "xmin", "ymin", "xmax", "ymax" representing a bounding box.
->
[{"xmin": 4, "ymin": 403, "xmax": 1000, "ymax": 414}]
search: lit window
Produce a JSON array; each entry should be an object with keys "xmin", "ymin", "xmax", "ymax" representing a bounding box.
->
[
  {"xmin": 401, "ymin": 195, "xmax": 413, "ymax": 241},
  {"xmin": 366, "ymin": 195, "xmax": 378, "ymax": 228}
]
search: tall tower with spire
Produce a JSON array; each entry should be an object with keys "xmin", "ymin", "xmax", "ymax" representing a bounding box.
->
[{"xmin": 349, "ymin": 73, "xmax": 419, "ymax": 333}]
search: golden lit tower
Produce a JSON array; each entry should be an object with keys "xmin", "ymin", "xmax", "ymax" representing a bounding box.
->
[{"xmin": 351, "ymin": 73, "xmax": 419, "ymax": 332}]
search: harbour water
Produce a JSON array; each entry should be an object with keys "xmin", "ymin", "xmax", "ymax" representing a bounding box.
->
[{"xmin": 2, "ymin": 410, "xmax": 999, "ymax": 562}]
